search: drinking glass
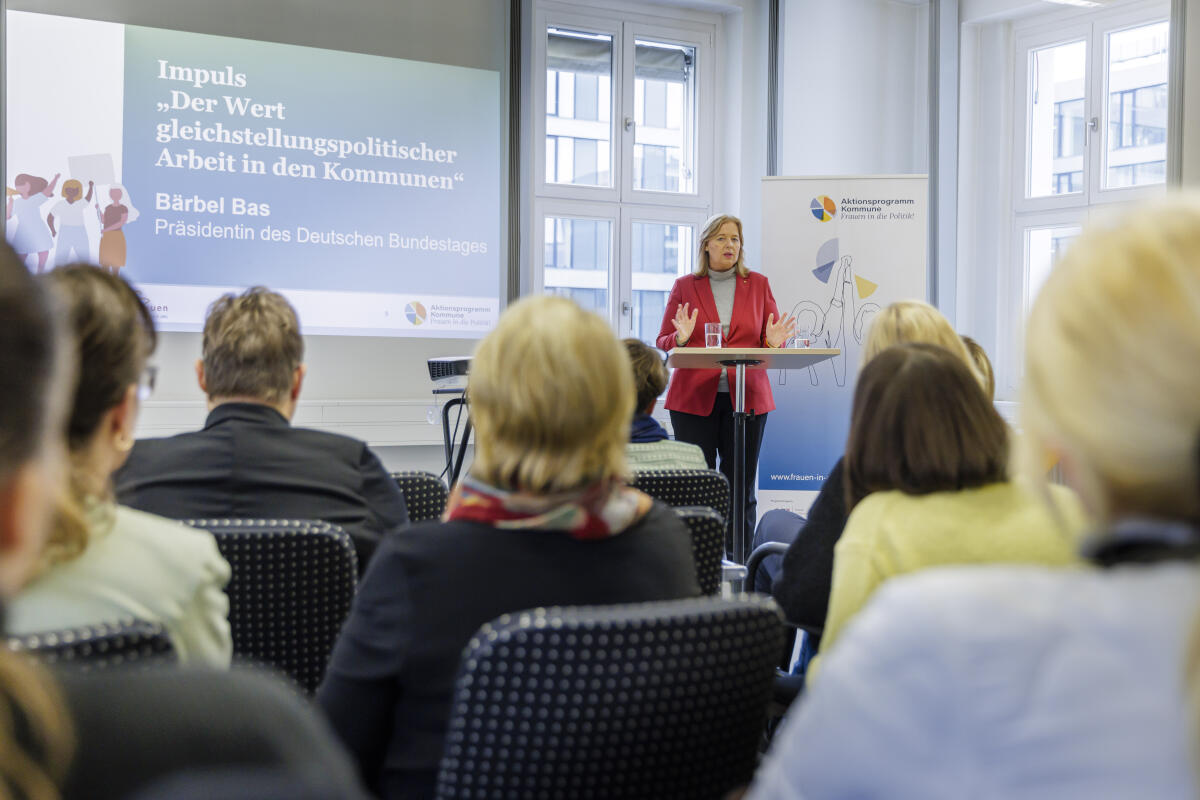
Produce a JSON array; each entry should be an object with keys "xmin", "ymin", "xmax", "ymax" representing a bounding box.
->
[{"xmin": 704, "ymin": 322, "xmax": 722, "ymax": 348}]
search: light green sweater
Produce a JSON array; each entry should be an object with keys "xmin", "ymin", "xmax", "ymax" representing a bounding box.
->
[{"xmin": 819, "ymin": 482, "xmax": 1086, "ymax": 659}]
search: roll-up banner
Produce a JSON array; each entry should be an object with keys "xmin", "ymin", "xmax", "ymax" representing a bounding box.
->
[{"xmin": 758, "ymin": 175, "xmax": 928, "ymax": 517}]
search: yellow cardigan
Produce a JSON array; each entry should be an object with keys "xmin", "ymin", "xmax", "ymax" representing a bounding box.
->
[{"xmin": 818, "ymin": 482, "xmax": 1086, "ymax": 660}]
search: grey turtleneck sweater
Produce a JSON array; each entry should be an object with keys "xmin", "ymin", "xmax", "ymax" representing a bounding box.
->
[{"xmin": 708, "ymin": 267, "xmax": 737, "ymax": 393}]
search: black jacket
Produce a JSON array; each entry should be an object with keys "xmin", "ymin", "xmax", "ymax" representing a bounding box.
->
[
  {"xmin": 772, "ymin": 458, "xmax": 849, "ymax": 647},
  {"xmin": 114, "ymin": 402, "xmax": 409, "ymax": 572},
  {"xmin": 316, "ymin": 500, "xmax": 700, "ymax": 800}
]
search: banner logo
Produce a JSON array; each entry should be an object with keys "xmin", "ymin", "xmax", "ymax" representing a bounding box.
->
[
  {"xmin": 405, "ymin": 301, "xmax": 427, "ymax": 325},
  {"xmin": 810, "ymin": 196, "xmax": 837, "ymax": 222}
]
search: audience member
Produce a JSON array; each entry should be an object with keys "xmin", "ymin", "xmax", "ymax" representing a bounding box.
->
[
  {"xmin": 8, "ymin": 265, "xmax": 232, "ymax": 667},
  {"xmin": 0, "ymin": 243, "xmax": 76, "ymax": 800},
  {"xmin": 815, "ymin": 342, "xmax": 1082, "ymax": 658},
  {"xmin": 961, "ymin": 334, "xmax": 995, "ymax": 400},
  {"xmin": 317, "ymin": 295, "xmax": 700, "ymax": 799},
  {"xmin": 0, "ymin": 244, "xmax": 368, "ymax": 800},
  {"xmin": 756, "ymin": 301, "xmax": 981, "ymax": 640},
  {"xmin": 623, "ymin": 338, "xmax": 707, "ymax": 471},
  {"xmin": 747, "ymin": 198, "xmax": 1200, "ymax": 799},
  {"xmin": 114, "ymin": 287, "xmax": 409, "ymax": 573}
]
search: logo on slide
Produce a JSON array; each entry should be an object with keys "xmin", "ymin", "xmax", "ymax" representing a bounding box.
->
[
  {"xmin": 405, "ymin": 302, "xmax": 427, "ymax": 326},
  {"xmin": 810, "ymin": 196, "xmax": 837, "ymax": 222}
]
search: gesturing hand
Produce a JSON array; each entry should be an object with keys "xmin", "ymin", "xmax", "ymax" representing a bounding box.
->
[
  {"xmin": 672, "ymin": 302, "xmax": 699, "ymax": 346},
  {"xmin": 765, "ymin": 313, "xmax": 797, "ymax": 348}
]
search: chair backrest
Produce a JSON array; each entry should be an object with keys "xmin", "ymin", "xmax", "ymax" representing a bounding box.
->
[
  {"xmin": 631, "ymin": 469, "xmax": 730, "ymax": 527},
  {"xmin": 390, "ymin": 471, "xmax": 449, "ymax": 523},
  {"xmin": 436, "ymin": 595, "xmax": 784, "ymax": 800},
  {"xmin": 185, "ymin": 519, "xmax": 357, "ymax": 694},
  {"xmin": 7, "ymin": 618, "xmax": 176, "ymax": 671},
  {"xmin": 675, "ymin": 506, "xmax": 725, "ymax": 596}
]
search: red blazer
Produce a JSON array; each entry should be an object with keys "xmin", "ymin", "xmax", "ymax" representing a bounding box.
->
[{"xmin": 656, "ymin": 271, "xmax": 781, "ymax": 416}]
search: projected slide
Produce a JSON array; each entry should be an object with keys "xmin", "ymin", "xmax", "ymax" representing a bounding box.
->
[{"xmin": 4, "ymin": 11, "xmax": 501, "ymax": 337}]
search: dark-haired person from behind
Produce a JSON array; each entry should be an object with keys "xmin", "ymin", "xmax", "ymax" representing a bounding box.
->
[
  {"xmin": 114, "ymin": 287, "xmax": 408, "ymax": 573},
  {"xmin": 623, "ymin": 338, "xmax": 707, "ymax": 472},
  {"xmin": 813, "ymin": 342, "xmax": 1084, "ymax": 662}
]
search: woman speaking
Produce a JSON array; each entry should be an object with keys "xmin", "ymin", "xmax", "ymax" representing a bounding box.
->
[{"xmin": 656, "ymin": 214, "xmax": 794, "ymax": 556}]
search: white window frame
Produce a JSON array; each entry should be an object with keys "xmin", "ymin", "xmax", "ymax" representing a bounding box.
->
[
  {"xmin": 999, "ymin": 0, "xmax": 1169, "ymax": 398},
  {"xmin": 619, "ymin": 20, "xmax": 713, "ymax": 210},
  {"xmin": 534, "ymin": 198, "xmax": 620, "ymax": 320},
  {"xmin": 534, "ymin": 8, "xmax": 622, "ymax": 203},
  {"xmin": 531, "ymin": 0, "xmax": 717, "ymax": 337},
  {"xmin": 619, "ymin": 205, "xmax": 708, "ymax": 338}
]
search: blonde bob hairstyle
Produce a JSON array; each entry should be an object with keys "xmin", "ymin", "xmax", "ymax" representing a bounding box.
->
[
  {"xmin": 60, "ymin": 179, "xmax": 84, "ymax": 200},
  {"xmin": 1021, "ymin": 197, "xmax": 1200, "ymax": 525},
  {"xmin": 468, "ymin": 295, "xmax": 633, "ymax": 494},
  {"xmin": 694, "ymin": 214, "xmax": 750, "ymax": 279},
  {"xmin": 861, "ymin": 300, "xmax": 983, "ymax": 388}
]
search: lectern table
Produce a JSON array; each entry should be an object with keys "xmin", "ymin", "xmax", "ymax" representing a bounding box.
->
[{"xmin": 666, "ymin": 347, "xmax": 840, "ymax": 566}]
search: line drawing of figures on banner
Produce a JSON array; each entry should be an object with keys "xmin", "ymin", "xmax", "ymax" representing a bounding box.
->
[{"xmin": 778, "ymin": 237, "xmax": 880, "ymax": 387}]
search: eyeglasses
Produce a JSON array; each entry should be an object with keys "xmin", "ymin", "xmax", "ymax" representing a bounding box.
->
[{"xmin": 137, "ymin": 365, "xmax": 158, "ymax": 402}]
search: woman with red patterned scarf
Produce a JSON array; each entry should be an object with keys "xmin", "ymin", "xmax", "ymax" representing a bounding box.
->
[{"xmin": 318, "ymin": 294, "xmax": 701, "ymax": 800}]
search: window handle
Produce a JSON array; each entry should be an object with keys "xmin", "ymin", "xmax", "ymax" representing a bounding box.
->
[
  {"xmin": 1088, "ymin": 116, "xmax": 1099, "ymax": 134},
  {"xmin": 621, "ymin": 300, "xmax": 632, "ymax": 315},
  {"xmin": 624, "ymin": 116, "xmax": 635, "ymax": 132}
]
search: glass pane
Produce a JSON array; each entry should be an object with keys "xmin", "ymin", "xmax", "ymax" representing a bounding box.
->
[
  {"xmin": 1026, "ymin": 225, "xmax": 1081, "ymax": 309},
  {"xmin": 633, "ymin": 40, "xmax": 696, "ymax": 194},
  {"xmin": 1027, "ymin": 40, "xmax": 1086, "ymax": 198},
  {"xmin": 543, "ymin": 216, "xmax": 612, "ymax": 315},
  {"xmin": 1104, "ymin": 21, "xmax": 1168, "ymax": 189},
  {"xmin": 631, "ymin": 221, "xmax": 695, "ymax": 342},
  {"xmin": 546, "ymin": 28, "xmax": 613, "ymax": 187}
]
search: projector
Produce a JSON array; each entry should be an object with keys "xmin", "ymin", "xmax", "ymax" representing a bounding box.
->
[{"xmin": 428, "ymin": 356, "xmax": 470, "ymax": 391}]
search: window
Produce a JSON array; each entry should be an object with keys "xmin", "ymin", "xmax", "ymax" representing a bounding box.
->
[
  {"xmin": 998, "ymin": 1, "xmax": 1170, "ymax": 398},
  {"xmin": 1053, "ymin": 171, "xmax": 1082, "ymax": 193},
  {"xmin": 1027, "ymin": 40, "xmax": 1086, "ymax": 198},
  {"xmin": 1053, "ymin": 98, "xmax": 1084, "ymax": 159},
  {"xmin": 1016, "ymin": 8, "xmax": 1170, "ymax": 209},
  {"xmin": 1103, "ymin": 22, "xmax": 1168, "ymax": 189},
  {"xmin": 631, "ymin": 220, "xmax": 694, "ymax": 342},
  {"xmin": 534, "ymin": 4, "xmax": 714, "ymax": 341},
  {"xmin": 543, "ymin": 216, "xmax": 613, "ymax": 314},
  {"xmin": 544, "ymin": 29, "xmax": 613, "ymax": 188}
]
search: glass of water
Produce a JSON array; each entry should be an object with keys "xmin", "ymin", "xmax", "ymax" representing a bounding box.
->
[
  {"xmin": 704, "ymin": 322, "xmax": 722, "ymax": 348},
  {"xmin": 790, "ymin": 327, "xmax": 812, "ymax": 349}
]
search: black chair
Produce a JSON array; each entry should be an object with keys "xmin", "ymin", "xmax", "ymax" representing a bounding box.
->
[
  {"xmin": 746, "ymin": 540, "xmax": 790, "ymax": 594},
  {"xmin": 7, "ymin": 618, "xmax": 176, "ymax": 671},
  {"xmin": 390, "ymin": 470, "xmax": 449, "ymax": 523},
  {"xmin": 631, "ymin": 469, "xmax": 730, "ymax": 528},
  {"xmin": 436, "ymin": 595, "xmax": 785, "ymax": 800},
  {"xmin": 675, "ymin": 506, "xmax": 725, "ymax": 596},
  {"xmin": 185, "ymin": 519, "xmax": 357, "ymax": 695}
]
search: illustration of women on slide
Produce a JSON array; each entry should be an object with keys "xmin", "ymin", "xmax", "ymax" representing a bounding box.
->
[
  {"xmin": 5, "ymin": 172, "xmax": 61, "ymax": 272},
  {"xmin": 97, "ymin": 185, "xmax": 138, "ymax": 276},
  {"xmin": 48, "ymin": 179, "xmax": 94, "ymax": 266}
]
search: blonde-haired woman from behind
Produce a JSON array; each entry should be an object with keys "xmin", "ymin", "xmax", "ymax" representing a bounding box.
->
[
  {"xmin": 747, "ymin": 195, "xmax": 1200, "ymax": 800},
  {"xmin": 318, "ymin": 294, "xmax": 700, "ymax": 799}
]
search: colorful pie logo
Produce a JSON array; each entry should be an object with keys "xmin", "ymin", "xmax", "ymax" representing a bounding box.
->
[
  {"xmin": 405, "ymin": 302, "xmax": 427, "ymax": 325},
  {"xmin": 810, "ymin": 196, "xmax": 837, "ymax": 222}
]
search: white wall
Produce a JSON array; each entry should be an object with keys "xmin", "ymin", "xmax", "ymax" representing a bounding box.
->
[
  {"xmin": 7, "ymin": 0, "xmax": 509, "ymax": 451},
  {"xmin": 777, "ymin": 0, "xmax": 930, "ymax": 177},
  {"xmin": 955, "ymin": 20, "xmax": 1014, "ymax": 387},
  {"xmin": 716, "ymin": 0, "xmax": 771, "ymax": 261},
  {"xmin": 1183, "ymin": 0, "xmax": 1200, "ymax": 185}
]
